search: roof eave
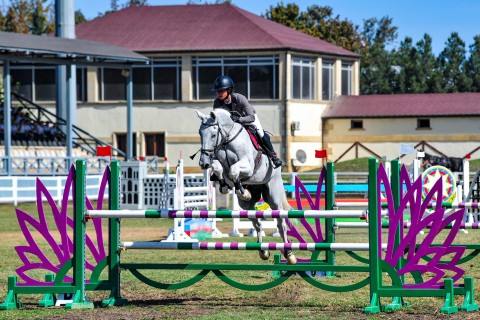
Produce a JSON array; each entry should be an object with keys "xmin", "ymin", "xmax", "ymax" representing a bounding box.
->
[{"xmin": 135, "ymin": 47, "xmax": 360, "ymax": 58}]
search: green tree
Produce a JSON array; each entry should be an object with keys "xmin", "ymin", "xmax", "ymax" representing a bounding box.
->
[
  {"xmin": 75, "ymin": 9, "xmax": 87, "ymax": 24},
  {"xmin": 465, "ymin": 35, "xmax": 480, "ymax": 92},
  {"xmin": 264, "ymin": 3, "xmax": 361, "ymax": 51},
  {"xmin": 4, "ymin": 0, "xmax": 32, "ymax": 33},
  {"xmin": 111, "ymin": 0, "xmax": 120, "ymax": 11},
  {"xmin": 30, "ymin": 0, "xmax": 54, "ymax": 35},
  {"xmin": 415, "ymin": 34, "xmax": 442, "ymax": 93},
  {"xmin": 358, "ymin": 17, "xmax": 398, "ymax": 94},
  {"xmin": 393, "ymin": 37, "xmax": 417, "ymax": 93},
  {"xmin": 263, "ymin": 2, "xmax": 300, "ymax": 29},
  {"xmin": 187, "ymin": 0, "xmax": 231, "ymax": 4},
  {"xmin": 0, "ymin": 10, "xmax": 5, "ymax": 30},
  {"xmin": 124, "ymin": 0, "xmax": 148, "ymax": 6},
  {"xmin": 437, "ymin": 32, "xmax": 470, "ymax": 92}
]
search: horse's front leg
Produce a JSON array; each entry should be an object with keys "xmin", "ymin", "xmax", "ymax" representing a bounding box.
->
[
  {"xmin": 230, "ymin": 157, "xmax": 253, "ymax": 201},
  {"xmin": 276, "ymin": 218, "xmax": 297, "ymax": 265},
  {"xmin": 250, "ymin": 218, "xmax": 270, "ymax": 260},
  {"xmin": 211, "ymin": 160, "xmax": 230, "ymax": 194}
]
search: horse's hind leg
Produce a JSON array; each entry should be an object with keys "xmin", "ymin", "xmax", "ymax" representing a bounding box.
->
[
  {"xmin": 276, "ymin": 217, "xmax": 297, "ymax": 265},
  {"xmin": 250, "ymin": 218, "xmax": 270, "ymax": 260}
]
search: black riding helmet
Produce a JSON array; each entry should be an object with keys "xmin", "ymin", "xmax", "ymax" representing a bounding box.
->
[{"xmin": 211, "ymin": 76, "xmax": 234, "ymax": 92}]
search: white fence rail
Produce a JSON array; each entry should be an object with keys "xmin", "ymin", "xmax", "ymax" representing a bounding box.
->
[{"xmin": 0, "ymin": 175, "xmax": 104, "ymax": 205}]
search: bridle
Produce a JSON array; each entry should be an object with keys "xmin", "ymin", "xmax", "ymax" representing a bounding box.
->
[
  {"xmin": 197, "ymin": 119, "xmax": 243, "ymax": 162},
  {"xmin": 201, "ymin": 120, "xmax": 242, "ymax": 155}
]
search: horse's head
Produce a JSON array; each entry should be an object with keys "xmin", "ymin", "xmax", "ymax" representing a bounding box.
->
[{"xmin": 195, "ymin": 109, "xmax": 234, "ymax": 170}]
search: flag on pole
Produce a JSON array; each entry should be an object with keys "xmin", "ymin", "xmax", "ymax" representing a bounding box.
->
[
  {"xmin": 400, "ymin": 143, "xmax": 414, "ymax": 155},
  {"xmin": 96, "ymin": 145, "xmax": 112, "ymax": 161},
  {"xmin": 315, "ymin": 149, "xmax": 327, "ymax": 160}
]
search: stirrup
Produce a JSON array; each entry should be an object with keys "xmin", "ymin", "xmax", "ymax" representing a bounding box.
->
[{"xmin": 271, "ymin": 156, "xmax": 283, "ymax": 168}]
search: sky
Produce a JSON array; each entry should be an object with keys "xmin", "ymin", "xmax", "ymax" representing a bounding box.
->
[{"xmin": 73, "ymin": 1, "xmax": 480, "ymax": 55}]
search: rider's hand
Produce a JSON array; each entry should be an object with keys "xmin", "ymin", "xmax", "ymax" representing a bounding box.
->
[{"xmin": 230, "ymin": 114, "xmax": 240, "ymax": 122}]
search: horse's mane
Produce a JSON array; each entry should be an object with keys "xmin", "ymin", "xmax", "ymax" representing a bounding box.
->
[{"xmin": 211, "ymin": 108, "xmax": 234, "ymax": 124}]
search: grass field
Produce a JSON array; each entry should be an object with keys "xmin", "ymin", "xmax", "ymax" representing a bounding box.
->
[{"xmin": 1, "ymin": 199, "xmax": 480, "ymax": 320}]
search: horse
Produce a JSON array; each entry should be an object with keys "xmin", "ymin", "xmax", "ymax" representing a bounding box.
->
[
  {"xmin": 195, "ymin": 109, "xmax": 297, "ymax": 264},
  {"xmin": 422, "ymin": 152, "xmax": 463, "ymax": 172}
]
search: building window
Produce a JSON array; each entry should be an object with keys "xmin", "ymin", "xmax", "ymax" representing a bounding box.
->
[
  {"xmin": 291, "ymin": 56, "xmax": 315, "ymax": 100},
  {"xmin": 11, "ymin": 67, "xmax": 33, "ymax": 100},
  {"xmin": 145, "ymin": 133, "xmax": 165, "ymax": 157},
  {"xmin": 322, "ymin": 60, "xmax": 334, "ymax": 101},
  {"xmin": 34, "ymin": 67, "xmax": 56, "ymax": 101},
  {"xmin": 341, "ymin": 62, "xmax": 353, "ymax": 96},
  {"xmin": 98, "ymin": 68, "xmax": 126, "ymax": 101},
  {"xmin": 99, "ymin": 59, "xmax": 181, "ymax": 101},
  {"xmin": 350, "ymin": 119, "xmax": 363, "ymax": 129},
  {"xmin": 116, "ymin": 132, "xmax": 137, "ymax": 157},
  {"xmin": 192, "ymin": 56, "xmax": 278, "ymax": 100},
  {"xmin": 10, "ymin": 65, "xmax": 86, "ymax": 102},
  {"xmin": 417, "ymin": 118, "xmax": 431, "ymax": 129},
  {"xmin": 76, "ymin": 67, "xmax": 87, "ymax": 102},
  {"xmin": 131, "ymin": 58, "xmax": 181, "ymax": 101}
]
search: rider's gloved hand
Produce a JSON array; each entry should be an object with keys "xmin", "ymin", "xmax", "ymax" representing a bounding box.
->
[{"xmin": 230, "ymin": 114, "xmax": 240, "ymax": 122}]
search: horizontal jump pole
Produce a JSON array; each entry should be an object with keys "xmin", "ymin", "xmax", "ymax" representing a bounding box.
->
[
  {"xmin": 86, "ymin": 209, "xmax": 366, "ymax": 219},
  {"xmin": 335, "ymin": 221, "xmax": 480, "ymax": 229},
  {"xmin": 381, "ymin": 202, "xmax": 480, "ymax": 209},
  {"xmin": 120, "ymin": 241, "xmax": 387, "ymax": 251}
]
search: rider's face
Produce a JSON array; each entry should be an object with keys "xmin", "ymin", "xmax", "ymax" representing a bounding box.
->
[{"xmin": 216, "ymin": 89, "xmax": 229, "ymax": 101}]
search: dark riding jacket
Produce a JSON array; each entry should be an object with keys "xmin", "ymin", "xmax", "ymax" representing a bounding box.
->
[{"xmin": 213, "ymin": 93, "xmax": 255, "ymax": 125}]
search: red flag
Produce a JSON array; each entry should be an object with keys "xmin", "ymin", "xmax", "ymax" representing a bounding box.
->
[
  {"xmin": 315, "ymin": 149, "xmax": 327, "ymax": 160},
  {"xmin": 96, "ymin": 146, "xmax": 112, "ymax": 160}
]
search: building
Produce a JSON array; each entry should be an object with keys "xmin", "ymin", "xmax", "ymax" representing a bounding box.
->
[
  {"xmin": 9, "ymin": 3, "xmax": 359, "ymax": 171},
  {"xmin": 323, "ymin": 93, "xmax": 480, "ymax": 162}
]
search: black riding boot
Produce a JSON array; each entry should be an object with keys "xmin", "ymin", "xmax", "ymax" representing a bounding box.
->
[{"xmin": 261, "ymin": 134, "xmax": 283, "ymax": 168}]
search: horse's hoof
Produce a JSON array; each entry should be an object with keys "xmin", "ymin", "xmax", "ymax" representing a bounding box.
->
[
  {"xmin": 259, "ymin": 250, "xmax": 270, "ymax": 260},
  {"xmin": 285, "ymin": 252, "xmax": 297, "ymax": 265},
  {"xmin": 237, "ymin": 190, "xmax": 252, "ymax": 201}
]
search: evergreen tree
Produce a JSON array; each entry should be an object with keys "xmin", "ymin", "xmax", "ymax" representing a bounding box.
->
[
  {"xmin": 465, "ymin": 35, "xmax": 480, "ymax": 92},
  {"xmin": 75, "ymin": 9, "xmax": 87, "ymax": 25},
  {"xmin": 414, "ymin": 34, "xmax": 442, "ymax": 93},
  {"xmin": 437, "ymin": 32, "xmax": 470, "ymax": 92},
  {"xmin": 30, "ymin": 0, "xmax": 54, "ymax": 35},
  {"xmin": 393, "ymin": 37, "xmax": 417, "ymax": 93},
  {"xmin": 358, "ymin": 17, "xmax": 398, "ymax": 94}
]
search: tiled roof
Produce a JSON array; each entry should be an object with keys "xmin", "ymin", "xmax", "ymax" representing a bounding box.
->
[
  {"xmin": 76, "ymin": 3, "xmax": 358, "ymax": 57},
  {"xmin": 323, "ymin": 93, "xmax": 480, "ymax": 118}
]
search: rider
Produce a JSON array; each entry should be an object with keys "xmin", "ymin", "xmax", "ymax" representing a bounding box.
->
[{"xmin": 211, "ymin": 75, "xmax": 283, "ymax": 168}]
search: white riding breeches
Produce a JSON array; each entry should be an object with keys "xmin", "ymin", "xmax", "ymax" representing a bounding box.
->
[{"xmin": 250, "ymin": 114, "xmax": 264, "ymax": 138}]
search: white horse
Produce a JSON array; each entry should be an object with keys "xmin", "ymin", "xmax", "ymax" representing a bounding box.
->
[{"xmin": 195, "ymin": 109, "xmax": 296, "ymax": 264}]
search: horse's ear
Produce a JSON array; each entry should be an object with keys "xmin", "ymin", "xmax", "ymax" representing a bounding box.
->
[
  {"xmin": 195, "ymin": 110, "xmax": 208, "ymax": 121},
  {"xmin": 210, "ymin": 111, "xmax": 217, "ymax": 121}
]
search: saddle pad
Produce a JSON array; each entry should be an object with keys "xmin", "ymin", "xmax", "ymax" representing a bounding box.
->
[{"xmin": 246, "ymin": 127, "xmax": 260, "ymax": 150}]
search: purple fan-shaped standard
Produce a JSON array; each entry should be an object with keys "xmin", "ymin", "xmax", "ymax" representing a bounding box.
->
[{"xmin": 14, "ymin": 165, "xmax": 109, "ymax": 286}]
